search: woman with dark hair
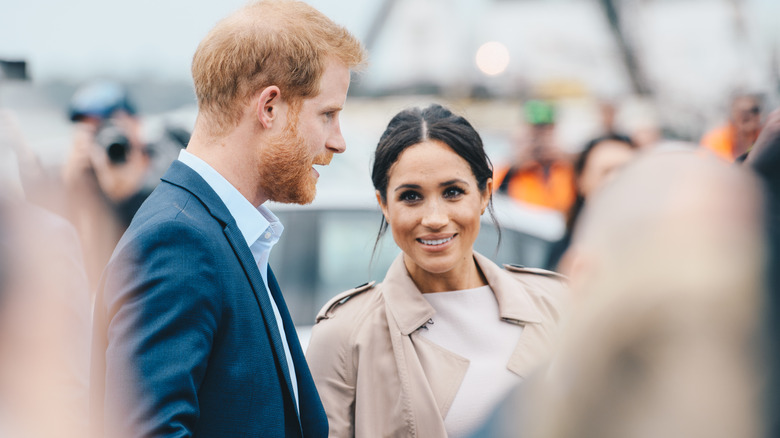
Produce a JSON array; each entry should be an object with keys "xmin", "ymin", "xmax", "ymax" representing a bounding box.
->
[
  {"xmin": 546, "ymin": 134, "xmax": 637, "ymax": 270},
  {"xmin": 306, "ymin": 104, "xmax": 566, "ymax": 437}
]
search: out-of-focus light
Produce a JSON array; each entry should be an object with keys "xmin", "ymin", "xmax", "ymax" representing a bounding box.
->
[{"xmin": 476, "ymin": 42, "xmax": 510, "ymax": 76}]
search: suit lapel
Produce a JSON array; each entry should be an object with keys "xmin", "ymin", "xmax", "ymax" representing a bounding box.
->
[
  {"xmin": 161, "ymin": 161, "xmax": 233, "ymax": 226},
  {"xmin": 222, "ymin": 226, "xmax": 297, "ymax": 402},
  {"xmin": 267, "ymin": 268, "xmax": 328, "ymax": 436},
  {"xmin": 162, "ymin": 161, "xmax": 299, "ymax": 421}
]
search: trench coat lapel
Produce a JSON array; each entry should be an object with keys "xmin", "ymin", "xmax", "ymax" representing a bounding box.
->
[
  {"xmin": 380, "ymin": 251, "xmax": 556, "ymax": 431},
  {"xmin": 475, "ymin": 252, "xmax": 543, "ymax": 324},
  {"xmin": 475, "ymin": 252, "xmax": 554, "ymax": 377},
  {"xmin": 410, "ymin": 334, "xmax": 469, "ymax": 420},
  {"xmin": 381, "ymin": 256, "xmax": 435, "ymax": 335},
  {"xmin": 382, "ymin": 252, "xmax": 552, "ymax": 420},
  {"xmin": 381, "ymin": 255, "xmax": 468, "ymax": 429}
]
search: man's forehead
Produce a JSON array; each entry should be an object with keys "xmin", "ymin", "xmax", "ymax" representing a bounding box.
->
[
  {"xmin": 306, "ymin": 63, "xmax": 350, "ymax": 107},
  {"xmin": 301, "ymin": 92, "xmax": 346, "ymax": 112},
  {"xmin": 733, "ymin": 96, "xmax": 760, "ymax": 108}
]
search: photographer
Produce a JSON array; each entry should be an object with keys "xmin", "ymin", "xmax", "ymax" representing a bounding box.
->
[
  {"xmin": 61, "ymin": 81, "xmax": 154, "ymax": 293},
  {"xmin": 17, "ymin": 80, "xmax": 187, "ymax": 293},
  {"xmin": 66, "ymin": 82, "xmax": 152, "ymax": 217}
]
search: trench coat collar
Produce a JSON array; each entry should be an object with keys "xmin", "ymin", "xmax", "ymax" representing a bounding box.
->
[
  {"xmin": 475, "ymin": 252, "xmax": 544, "ymax": 324},
  {"xmin": 382, "ymin": 252, "xmax": 543, "ymax": 336}
]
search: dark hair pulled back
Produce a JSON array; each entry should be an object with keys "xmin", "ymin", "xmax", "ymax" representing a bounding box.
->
[{"xmin": 370, "ymin": 104, "xmax": 499, "ymax": 253}]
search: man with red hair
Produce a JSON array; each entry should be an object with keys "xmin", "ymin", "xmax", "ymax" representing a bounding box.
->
[{"xmin": 90, "ymin": 2, "xmax": 366, "ymax": 437}]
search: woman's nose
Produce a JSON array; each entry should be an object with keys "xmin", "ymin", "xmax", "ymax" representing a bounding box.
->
[{"xmin": 420, "ymin": 201, "xmax": 448, "ymax": 229}]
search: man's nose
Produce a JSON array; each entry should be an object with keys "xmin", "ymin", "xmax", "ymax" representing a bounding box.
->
[{"xmin": 326, "ymin": 126, "xmax": 346, "ymax": 154}]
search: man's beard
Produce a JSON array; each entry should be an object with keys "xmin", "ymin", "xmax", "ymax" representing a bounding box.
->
[{"xmin": 257, "ymin": 118, "xmax": 332, "ymax": 205}]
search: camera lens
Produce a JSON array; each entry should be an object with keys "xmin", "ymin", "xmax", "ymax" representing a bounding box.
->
[
  {"xmin": 106, "ymin": 142, "xmax": 129, "ymax": 164},
  {"xmin": 95, "ymin": 122, "xmax": 130, "ymax": 165}
]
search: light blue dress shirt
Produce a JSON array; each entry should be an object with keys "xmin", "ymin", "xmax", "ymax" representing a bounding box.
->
[{"xmin": 177, "ymin": 149, "xmax": 299, "ymax": 411}]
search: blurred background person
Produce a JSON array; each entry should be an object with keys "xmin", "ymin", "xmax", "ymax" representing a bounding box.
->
[
  {"xmin": 743, "ymin": 106, "xmax": 780, "ymax": 438},
  {"xmin": 307, "ymin": 104, "xmax": 567, "ymax": 438},
  {"xmin": 598, "ymin": 100, "xmax": 619, "ymax": 136},
  {"xmin": 493, "ymin": 99, "xmax": 576, "ymax": 214},
  {"xmin": 59, "ymin": 80, "xmax": 154, "ymax": 294},
  {"xmin": 546, "ymin": 133, "xmax": 637, "ymax": 271},
  {"xmin": 526, "ymin": 150, "xmax": 766, "ymax": 438},
  {"xmin": 17, "ymin": 80, "xmax": 188, "ymax": 293},
  {"xmin": 0, "ymin": 127, "xmax": 91, "ymax": 438},
  {"xmin": 700, "ymin": 91, "xmax": 764, "ymax": 162}
]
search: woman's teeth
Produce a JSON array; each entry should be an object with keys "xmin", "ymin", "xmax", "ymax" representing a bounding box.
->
[{"xmin": 419, "ymin": 236, "xmax": 453, "ymax": 246}]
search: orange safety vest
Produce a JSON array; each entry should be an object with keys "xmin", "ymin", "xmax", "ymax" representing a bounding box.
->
[
  {"xmin": 494, "ymin": 161, "xmax": 576, "ymax": 213},
  {"xmin": 700, "ymin": 124, "xmax": 737, "ymax": 162}
]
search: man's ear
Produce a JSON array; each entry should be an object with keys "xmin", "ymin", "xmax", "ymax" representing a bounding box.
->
[{"xmin": 256, "ymin": 86, "xmax": 282, "ymax": 129}]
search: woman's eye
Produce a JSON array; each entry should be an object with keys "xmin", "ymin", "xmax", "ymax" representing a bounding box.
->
[
  {"xmin": 399, "ymin": 191, "xmax": 422, "ymax": 202},
  {"xmin": 443, "ymin": 187, "xmax": 465, "ymax": 199}
]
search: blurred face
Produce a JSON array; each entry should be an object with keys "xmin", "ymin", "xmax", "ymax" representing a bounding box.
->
[
  {"xmin": 731, "ymin": 96, "xmax": 762, "ymax": 139},
  {"xmin": 258, "ymin": 59, "xmax": 350, "ymax": 204},
  {"xmin": 378, "ymin": 140, "xmax": 491, "ymax": 280},
  {"xmin": 578, "ymin": 140, "xmax": 635, "ymax": 198}
]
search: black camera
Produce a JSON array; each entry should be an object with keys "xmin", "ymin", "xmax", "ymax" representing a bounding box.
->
[{"xmin": 95, "ymin": 121, "xmax": 130, "ymax": 165}]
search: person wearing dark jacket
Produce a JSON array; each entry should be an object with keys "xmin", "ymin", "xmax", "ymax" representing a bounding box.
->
[{"xmin": 89, "ymin": 2, "xmax": 366, "ymax": 437}]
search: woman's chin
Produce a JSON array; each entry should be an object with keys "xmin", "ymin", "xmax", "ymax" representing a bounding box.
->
[{"xmin": 404, "ymin": 255, "xmax": 458, "ymax": 277}]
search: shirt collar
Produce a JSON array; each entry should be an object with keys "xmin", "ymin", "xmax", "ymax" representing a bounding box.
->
[{"xmin": 177, "ymin": 149, "xmax": 283, "ymax": 247}]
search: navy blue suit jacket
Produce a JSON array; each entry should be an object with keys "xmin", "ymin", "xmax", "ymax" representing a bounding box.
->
[{"xmin": 90, "ymin": 160, "xmax": 328, "ymax": 438}]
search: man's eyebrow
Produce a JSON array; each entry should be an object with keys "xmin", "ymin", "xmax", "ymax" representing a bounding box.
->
[{"xmin": 322, "ymin": 104, "xmax": 343, "ymax": 113}]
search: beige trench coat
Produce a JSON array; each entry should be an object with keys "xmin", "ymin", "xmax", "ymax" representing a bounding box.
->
[{"xmin": 306, "ymin": 252, "xmax": 567, "ymax": 438}]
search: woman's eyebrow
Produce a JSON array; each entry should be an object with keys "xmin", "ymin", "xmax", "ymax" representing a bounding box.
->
[
  {"xmin": 394, "ymin": 183, "xmax": 421, "ymax": 192},
  {"xmin": 439, "ymin": 179, "xmax": 468, "ymax": 187},
  {"xmin": 393, "ymin": 179, "xmax": 468, "ymax": 192}
]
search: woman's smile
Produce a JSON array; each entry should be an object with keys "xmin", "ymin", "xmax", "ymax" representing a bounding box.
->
[{"xmin": 417, "ymin": 234, "xmax": 457, "ymax": 248}]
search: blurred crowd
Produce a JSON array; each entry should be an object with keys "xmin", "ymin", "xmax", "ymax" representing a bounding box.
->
[
  {"xmin": 0, "ymin": 80, "xmax": 186, "ymax": 437},
  {"xmin": 464, "ymin": 97, "xmax": 779, "ymax": 438},
  {"xmin": 0, "ymin": 39, "xmax": 779, "ymax": 438}
]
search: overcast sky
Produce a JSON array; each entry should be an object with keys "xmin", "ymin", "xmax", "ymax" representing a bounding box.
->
[
  {"xmin": 0, "ymin": 0, "xmax": 380, "ymax": 81},
  {"xmin": 2, "ymin": 0, "xmax": 779, "ymax": 106},
  {"xmin": 3, "ymin": 0, "xmax": 780, "ymax": 166}
]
